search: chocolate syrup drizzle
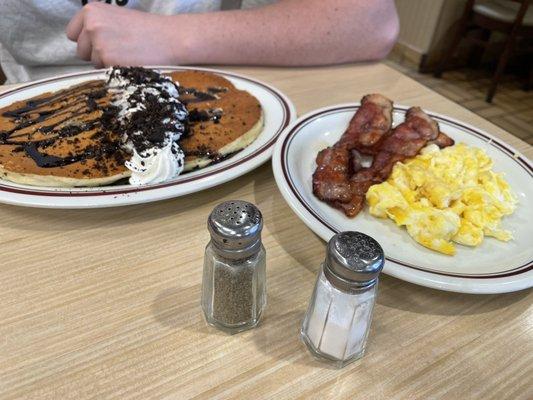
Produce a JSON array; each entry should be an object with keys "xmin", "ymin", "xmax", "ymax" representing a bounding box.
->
[
  {"xmin": 0, "ymin": 72, "xmax": 228, "ymax": 170},
  {"xmin": 0, "ymin": 80, "xmax": 122, "ymax": 170}
]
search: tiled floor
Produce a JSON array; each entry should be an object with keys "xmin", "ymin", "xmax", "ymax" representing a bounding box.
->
[{"xmin": 386, "ymin": 59, "xmax": 533, "ymax": 146}]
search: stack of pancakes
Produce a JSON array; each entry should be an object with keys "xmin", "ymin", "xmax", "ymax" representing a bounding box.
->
[{"xmin": 0, "ymin": 70, "xmax": 263, "ymax": 187}]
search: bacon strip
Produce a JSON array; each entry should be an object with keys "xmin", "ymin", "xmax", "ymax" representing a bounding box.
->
[
  {"xmin": 335, "ymin": 94, "xmax": 393, "ymax": 154},
  {"xmin": 429, "ymin": 132, "xmax": 455, "ymax": 148},
  {"xmin": 312, "ymin": 94, "xmax": 393, "ymax": 204},
  {"xmin": 312, "ymin": 146, "xmax": 352, "ymax": 203},
  {"xmin": 334, "ymin": 107, "xmax": 444, "ymax": 217}
]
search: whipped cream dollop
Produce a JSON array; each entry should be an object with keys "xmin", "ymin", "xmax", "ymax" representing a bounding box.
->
[
  {"xmin": 106, "ymin": 67, "xmax": 188, "ymax": 185},
  {"xmin": 125, "ymin": 143, "xmax": 184, "ymax": 186}
]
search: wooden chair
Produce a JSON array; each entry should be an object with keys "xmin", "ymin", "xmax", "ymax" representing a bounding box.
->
[{"xmin": 433, "ymin": 0, "xmax": 533, "ymax": 103}]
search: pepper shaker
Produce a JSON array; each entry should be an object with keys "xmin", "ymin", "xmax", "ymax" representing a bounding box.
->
[
  {"xmin": 201, "ymin": 200, "xmax": 266, "ymax": 334},
  {"xmin": 301, "ymin": 231, "xmax": 384, "ymax": 368}
]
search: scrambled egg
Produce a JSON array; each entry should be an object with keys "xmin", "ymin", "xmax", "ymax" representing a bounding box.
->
[{"xmin": 366, "ymin": 143, "xmax": 517, "ymax": 255}]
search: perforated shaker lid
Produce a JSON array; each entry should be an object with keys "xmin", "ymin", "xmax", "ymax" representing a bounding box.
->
[
  {"xmin": 208, "ymin": 200, "xmax": 263, "ymax": 259},
  {"xmin": 324, "ymin": 231, "xmax": 384, "ymax": 291}
]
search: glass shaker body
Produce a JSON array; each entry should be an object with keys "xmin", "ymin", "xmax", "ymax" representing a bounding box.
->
[
  {"xmin": 202, "ymin": 242, "xmax": 266, "ymax": 333},
  {"xmin": 301, "ymin": 231, "xmax": 384, "ymax": 368},
  {"xmin": 301, "ymin": 264, "xmax": 377, "ymax": 367}
]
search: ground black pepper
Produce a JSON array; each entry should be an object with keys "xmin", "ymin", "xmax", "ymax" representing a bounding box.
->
[{"xmin": 212, "ymin": 261, "xmax": 254, "ymax": 325}]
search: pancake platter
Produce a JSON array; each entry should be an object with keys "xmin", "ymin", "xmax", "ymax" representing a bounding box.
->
[{"xmin": 0, "ymin": 67, "xmax": 263, "ymax": 187}]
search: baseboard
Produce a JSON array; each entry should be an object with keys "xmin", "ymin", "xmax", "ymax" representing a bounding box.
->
[{"xmin": 390, "ymin": 42, "xmax": 425, "ymax": 68}]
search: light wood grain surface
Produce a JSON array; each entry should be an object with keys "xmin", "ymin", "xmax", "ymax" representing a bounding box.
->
[{"xmin": 0, "ymin": 64, "xmax": 532, "ymax": 400}]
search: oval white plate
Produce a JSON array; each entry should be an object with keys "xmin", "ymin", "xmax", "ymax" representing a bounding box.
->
[
  {"xmin": 272, "ymin": 104, "xmax": 533, "ymax": 294},
  {"xmin": 0, "ymin": 66, "xmax": 296, "ymax": 208}
]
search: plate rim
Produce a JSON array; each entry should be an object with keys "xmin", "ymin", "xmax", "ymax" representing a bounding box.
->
[
  {"xmin": 0, "ymin": 66, "xmax": 297, "ymax": 205},
  {"xmin": 272, "ymin": 103, "xmax": 533, "ymax": 294}
]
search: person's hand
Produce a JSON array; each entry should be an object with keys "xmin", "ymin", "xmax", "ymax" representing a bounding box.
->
[{"xmin": 66, "ymin": 2, "xmax": 178, "ymax": 67}]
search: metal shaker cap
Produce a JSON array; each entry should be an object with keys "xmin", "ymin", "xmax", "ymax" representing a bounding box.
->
[
  {"xmin": 324, "ymin": 232, "xmax": 384, "ymax": 291},
  {"xmin": 208, "ymin": 200, "xmax": 263, "ymax": 259}
]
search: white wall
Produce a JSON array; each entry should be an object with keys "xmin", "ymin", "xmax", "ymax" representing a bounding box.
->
[
  {"xmin": 395, "ymin": 0, "xmax": 445, "ymax": 54},
  {"xmin": 394, "ymin": 0, "xmax": 467, "ymax": 67}
]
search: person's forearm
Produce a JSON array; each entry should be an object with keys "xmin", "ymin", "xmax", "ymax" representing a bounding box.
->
[{"xmin": 168, "ymin": 0, "xmax": 399, "ymax": 66}]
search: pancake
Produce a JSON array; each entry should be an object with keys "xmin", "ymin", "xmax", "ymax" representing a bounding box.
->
[
  {"xmin": 0, "ymin": 69, "xmax": 263, "ymax": 187},
  {"xmin": 0, "ymin": 80, "xmax": 130, "ymax": 187},
  {"xmin": 168, "ymin": 71, "xmax": 263, "ymax": 172}
]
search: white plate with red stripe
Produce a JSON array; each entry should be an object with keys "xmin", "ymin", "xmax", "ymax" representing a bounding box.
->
[
  {"xmin": 0, "ymin": 66, "xmax": 296, "ymax": 208},
  {"xmin": 272, "ymin": 104, "xmax": 533, "ymax": 294}
]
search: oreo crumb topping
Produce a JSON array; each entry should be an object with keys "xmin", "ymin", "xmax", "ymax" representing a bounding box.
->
[
  {"xmin": 106, "ymin": 66, "xmax": 188, "ymax": 156},
  {"xmin": 188, "ymin": 108, "xmax": 223, "ymax": 124}
]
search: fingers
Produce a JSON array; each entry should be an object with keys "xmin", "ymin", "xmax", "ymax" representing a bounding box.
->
[
  {"xmin": 66, "ymin": 9, "xmax": 85, "ymax": 41},
  {"xmin": 76, "ymin": 30, "xmax": 92, "ymax": 61},
  {"xmin": 66, "ymin": 3, "xmax": 119, "ymax": 67},
  {"xmin": 66, "ymin": 5, "xmax": 104, "ymax": 67},
  {"xmin": 67, "ymin": 8, "xmax": 93, "ymax": 63},
  {"xmin": 91, "ymin": 47, "xmax": 104, "ymax": 68}
]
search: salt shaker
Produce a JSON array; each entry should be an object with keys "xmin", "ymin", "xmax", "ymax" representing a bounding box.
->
[
  {"xmin": 201, "ymin": 200, "xmax": 266, "ymax": 334},
  {"xmin": 301, "ymin": 231, "xmax": 384, "ymax": 368}
]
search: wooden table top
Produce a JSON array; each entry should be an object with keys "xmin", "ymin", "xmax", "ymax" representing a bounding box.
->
[{"xmin": 1, "ymin": 63, "xmax": 532, "ymax": 400}]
